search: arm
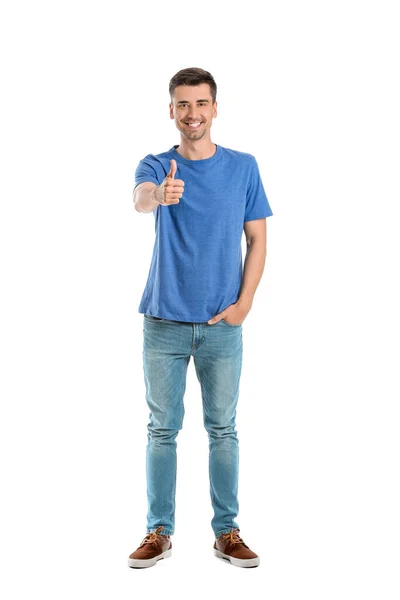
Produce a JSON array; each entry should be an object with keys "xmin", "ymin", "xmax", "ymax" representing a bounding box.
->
[
  {"xmin": 207, "ymin": 218, "xmax": 267, "ymax": 325},
  {"xmin": 133, "ymin": 182, "xmax": 159, "ymax": 213},
  {"xmin": 237, "ymin": 218, "xmax": 267, "ymax": 308},
  {"xmin": 133, "ymin": 160, "xmax": 183, "ymax": 213}
]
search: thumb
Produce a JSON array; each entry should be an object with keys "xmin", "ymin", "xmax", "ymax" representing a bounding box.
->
[{"xmin": 166, "ymin": 159, "xmax": 177, "ymax": 179}]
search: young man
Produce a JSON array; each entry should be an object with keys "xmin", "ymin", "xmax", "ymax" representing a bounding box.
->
[{"xmin": 128, "ymin": 68, "xmax": 273, "ymax": 569}]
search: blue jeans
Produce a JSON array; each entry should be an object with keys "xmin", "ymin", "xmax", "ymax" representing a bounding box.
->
[{"xmin": 142, "ymin": 314, "xmax": 243, "ymax": 540}]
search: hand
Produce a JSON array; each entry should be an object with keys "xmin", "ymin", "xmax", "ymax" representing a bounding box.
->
[
  {"xmin": 207, "ymin": 299, "xmax": 252, "ymax": 326},
  {"xmin": 154, "ymin": 159, "xmax": 185, "ymax": 206}
]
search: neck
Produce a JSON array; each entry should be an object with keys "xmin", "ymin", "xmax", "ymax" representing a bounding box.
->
[{"xmin": 175, "ymin": 137, "xmax": 216, "ymax": 160}]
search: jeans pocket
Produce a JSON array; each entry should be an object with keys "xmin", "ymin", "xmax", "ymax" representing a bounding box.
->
[
  {"xmin": 221, "ymin": 319, "xmax": 241, "ymax": 327},
  {"xmin": 144, "ymin": 314, "xmax": 165, "ymax": 322}
]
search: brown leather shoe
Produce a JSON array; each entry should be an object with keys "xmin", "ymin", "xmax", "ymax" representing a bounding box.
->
[
  {"xmin": 214, "ymin": 527, "xmax": 260, "ymax": 567},
  {"xmin": 128, "ymin": 526, "xmax": 172, "ymax": 568}
]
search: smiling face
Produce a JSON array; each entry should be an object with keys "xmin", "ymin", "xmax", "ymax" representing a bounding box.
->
[{"xmin": 170, "ymin": 83, "xmax": 217, "ymax": 141}]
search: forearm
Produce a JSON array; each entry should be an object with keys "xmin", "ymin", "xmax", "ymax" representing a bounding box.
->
[
  {"xmin": 134, "ymin": 187, "xmax": 159, "ymax": 213},
  {"xmin": 237, "ymin": 240, "xmax": 266, "ymax": 306}
]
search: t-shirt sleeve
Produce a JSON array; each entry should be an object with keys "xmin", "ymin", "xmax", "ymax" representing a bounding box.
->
[
  {"xmin": 133, "ymin": 154, "xmax": 162, "ymax": 190},
  {"xmin": 244, "ymin": 156, "xmax": 273, "ymax": 222}
]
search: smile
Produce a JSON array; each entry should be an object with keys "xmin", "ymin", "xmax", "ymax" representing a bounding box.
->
[{"xmin": 185, "ymin": 122, "xmax": 203, "ymax": 129}]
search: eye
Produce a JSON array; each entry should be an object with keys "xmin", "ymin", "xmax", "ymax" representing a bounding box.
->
[{"xmin": 179, "ymin": 102, "xmax": 207, "ymax": 107}]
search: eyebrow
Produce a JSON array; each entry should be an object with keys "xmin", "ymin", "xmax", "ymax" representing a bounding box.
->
[{"xmin": 176, "ymin": 99, "xmax": 209, "ymax": 105}]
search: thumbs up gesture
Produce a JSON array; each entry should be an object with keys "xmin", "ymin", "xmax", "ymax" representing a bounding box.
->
[{"xmin": 154, "ymin": 159, "xmax": 185, "ymax": 206}]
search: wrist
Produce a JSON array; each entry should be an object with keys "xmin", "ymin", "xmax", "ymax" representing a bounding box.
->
[{"xmin": 236, "ymin": 294, "xmax": 253, "ymax": 309}]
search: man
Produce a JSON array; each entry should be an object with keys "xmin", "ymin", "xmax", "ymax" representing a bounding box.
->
[{"xmin": 128, "ymin": 68, "xmax": 273, "ymax": 569}]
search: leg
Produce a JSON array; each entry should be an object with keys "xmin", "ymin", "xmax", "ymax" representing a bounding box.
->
[
  {"xmin": 193, "ymin": 322, "xmax": 243, "ymax": 539},
  {"xmin": 142, "ymin": 316, "xmax": 191, "ymax": 536}
]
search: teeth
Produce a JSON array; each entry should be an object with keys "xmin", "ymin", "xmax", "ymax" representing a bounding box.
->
[{"xmin": 187, "ymin": 122, "xmax": 201, "ymax": 127}]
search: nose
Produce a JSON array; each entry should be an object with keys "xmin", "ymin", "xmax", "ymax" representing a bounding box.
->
[{"xmin": 187, "ymin": 109, "xmax": 199, "ymax": 120}]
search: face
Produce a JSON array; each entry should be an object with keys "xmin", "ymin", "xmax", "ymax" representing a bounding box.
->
[{"xmin": 170, "ymin": 83, "xmax": 217, "ymax": 141}]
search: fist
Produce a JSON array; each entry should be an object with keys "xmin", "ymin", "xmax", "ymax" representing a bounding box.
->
[{"xmin": 154, "ymin": 159, "xmax": 185, "ymax": 206}]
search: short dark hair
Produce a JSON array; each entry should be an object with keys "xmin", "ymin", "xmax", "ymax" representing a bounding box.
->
[{"xmin": 169, "ymin": 68, "xmax": 217, "ymax": 105}]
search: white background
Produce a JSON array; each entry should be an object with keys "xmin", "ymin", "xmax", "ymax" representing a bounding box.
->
[{"xmin": 1, "ymin": 0, "xmax": 399, "ymax": 598}]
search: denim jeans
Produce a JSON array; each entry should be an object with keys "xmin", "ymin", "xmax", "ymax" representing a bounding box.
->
[{"xmin": 142, "ymin": 313, "xmax": 243, "ymax": 540}]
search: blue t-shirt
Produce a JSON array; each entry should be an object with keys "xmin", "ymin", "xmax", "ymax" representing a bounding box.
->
[{"xmin": 134, "ymin": 143, "xmax": 273, "ymax": 322}]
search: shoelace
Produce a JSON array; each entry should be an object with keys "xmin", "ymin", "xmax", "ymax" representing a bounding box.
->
[
  {"xmin": 139, "ymin": 525, "xmax": 165, "ymax": 547},
  {"xmin": 220, "ymin": 527, "xmax": 249, "ymax": 547}
]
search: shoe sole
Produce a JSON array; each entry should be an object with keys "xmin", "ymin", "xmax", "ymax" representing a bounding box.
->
[
  {"xmin": 213, "ymin": 548, "xmax": 260, "ymax": 568},
  {"xmin": 128, "ymin": 548, "xmax": 172, "ymax": 568}
]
